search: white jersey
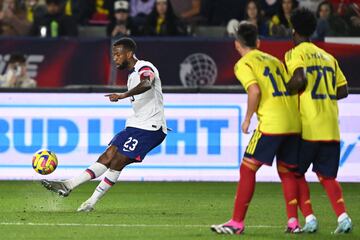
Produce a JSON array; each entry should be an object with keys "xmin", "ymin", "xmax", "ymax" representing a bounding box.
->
[{"xmin": 126, "ymin": 60, "xmax": 167, "ymax": 134}]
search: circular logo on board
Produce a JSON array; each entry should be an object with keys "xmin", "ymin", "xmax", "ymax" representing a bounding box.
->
[{"xmin": 179, "ymin": 53, "xmax": 218, "ymax": 87}]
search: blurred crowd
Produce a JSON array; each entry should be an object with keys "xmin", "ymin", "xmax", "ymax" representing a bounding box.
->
[
  {"xmin": 0, "ymin": 53, "xmax": 36, "ymax": 88},
  {"xmin": 0, "ymin": 0, "xmax": 359, "ymax": 39}
]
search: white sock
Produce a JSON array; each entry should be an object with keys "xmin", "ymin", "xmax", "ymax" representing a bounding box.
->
[
  {"xmin": 87, "ymin": 169, "xmax": 121, "ymax": 205},
  {"xmin": 305, "ymin": 214, "xmax": 316, "ymax": 223},
  {"xmin": 338, "ymin": 212, "xmax": 349, "ymax": 222},
  {"xmin": 64, "ymin": 162, "xmax": 108, "ymax": 190}
]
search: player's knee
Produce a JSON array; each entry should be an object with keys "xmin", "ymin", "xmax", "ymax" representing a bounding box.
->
[
  {"xmin": 109, "ymin": 158, "xmax": 121, "ymax": 170},
  {"xmin": 242, "ymin": 157, "xmax": 261, "ymax": 172},
  {"xmin": 97, "ymin": 145, "xmax": 118, "ymax": 167},
  {"xmin": 277, "ymin": 161, "xmax": 297, "ymax": 174},
  {"xmin": 277, "ymin": 164, "xmax": 288, "ymax": 173},
  {"xmin": 295, "ymin": 172, "xmax": 304, "ymax": 178},
  {"xmin": 316, "ymin": 172, "xmax": 335, "ymax": 183},
  {"xmin": 97, "ymin": 154, "xmax": 111, "ymax": 167},
  {"xmin": 109, "ymin": 154, "xmax": 133, "ymax": 171}
]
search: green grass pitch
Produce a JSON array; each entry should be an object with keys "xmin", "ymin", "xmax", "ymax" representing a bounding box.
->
[{"xmin": 0, "ymin": 181, "xmax": 358, "ymax": 240}]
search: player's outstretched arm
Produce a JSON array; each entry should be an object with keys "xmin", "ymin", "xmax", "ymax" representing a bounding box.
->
[
  {"xmin": 104, "ymin": 80, "xmax": 151, "ymax": 102},
  {"xmin": 286, "ymin": 68, "xmax": 307, "ymax": 94},
  {"xmin": 105, "ymin": 93, "xmax": 126, "ymax": 102},
  {"xmin": 105, "ymin": 69, "xmax": 154, "ymax": 102}
]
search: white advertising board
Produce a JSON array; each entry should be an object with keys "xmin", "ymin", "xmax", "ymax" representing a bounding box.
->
[{"xmin": 0, "ymin": 93, "xmax": 358, "ymax": 182}]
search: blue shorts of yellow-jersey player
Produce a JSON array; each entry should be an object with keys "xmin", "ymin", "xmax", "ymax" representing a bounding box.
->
[
  {"xmin": 297, "ymin": 140, "xmax": 340, "ymax": 178},
  {"xmin": 109, "ymin": 127, "xmax": 166, "ymax": 162},
  {"xmin": 244, "ymin": 130, "xmax": 300, "ymax": 167}
]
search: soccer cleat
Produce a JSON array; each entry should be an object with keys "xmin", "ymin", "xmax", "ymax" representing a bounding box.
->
[
  {"xmin": 333, "ymin": 217, "xmax": 352, "ymax": 234},
  {"xmin": 302, "ymin": 218, "xmax": 318, "ymax": 233},
  {"xmin": 285, "ymin": 218, "xmax": 302, "ymax": 234},
  {"xmin": 41, "ymin": 180, "xmax": 71, "ymax": 197},
  {"xmin": 210, "ymin": 220, "xmax": 245, "ymax": 235},
  {"xmin": 285, "ymin": 225, "xmax": 302, "ymax": 233},
  {"xmin": 77, "ymin": 201, "xmax": 95, "ymax": 212}
]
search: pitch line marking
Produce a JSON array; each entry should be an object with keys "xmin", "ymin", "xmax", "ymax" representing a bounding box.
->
[{"xmin": 0, "ymin": 222, "xmax": 280, "ymax": 228}]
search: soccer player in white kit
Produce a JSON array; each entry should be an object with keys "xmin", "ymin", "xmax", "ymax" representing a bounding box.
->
[{"xmin": 41, "ymin": 37, "xmax": 167, "ymax": 212}]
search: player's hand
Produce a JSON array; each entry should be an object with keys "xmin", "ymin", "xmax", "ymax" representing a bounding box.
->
[
  {"xmin": 241, "ymin": 119, "xmax": 251, "ymax": 134},
  {"xmin": 105, "ymin": 93, "xmax": 125, "ymax": 102}
]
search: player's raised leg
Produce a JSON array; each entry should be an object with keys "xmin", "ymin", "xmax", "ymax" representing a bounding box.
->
[
  {"xmin": 41, "ymin": 148, "xmax": 110, "ymax": 197},
  {"xmin": 77, "ymin": 126, "xmax": 166, "ymax": 212},
  {"xmin": 64, "ymin": 159, "xmax": 109, "ymax": 190},
  {"xmin": 77, "ymin": 147, "xmax": 134, "ymax": 212}
]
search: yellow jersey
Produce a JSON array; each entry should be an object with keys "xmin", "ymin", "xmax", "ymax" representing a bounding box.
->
[
  {"xmin": 235, "ymin": 49, "xmax": 300, "ymax": 134},
  {"xmin": 285, "ymin": 42, "xmax": 347, "ymax": 141}
]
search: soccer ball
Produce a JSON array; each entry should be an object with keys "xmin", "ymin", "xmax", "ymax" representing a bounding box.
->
[{"xmin": 32, "ymin": 150, "xmax": 58, "ymax": 175}]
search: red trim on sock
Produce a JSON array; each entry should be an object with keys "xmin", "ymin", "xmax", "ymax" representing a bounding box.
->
[
  {"xmin": 86, "ymin": 169, "xmax": 96, "ymax": 179},
  {"xmin": 104, "ymin": 177, "xmax": 115, "ymax": 186}
]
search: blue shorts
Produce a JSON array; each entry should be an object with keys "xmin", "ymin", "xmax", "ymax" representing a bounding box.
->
[
  {"xmin": 297, "ymin": 140, "xmax": 340, "ymax": 178},
  {"xmin": 244, "ymin": 130, "xmax": 300, "ymax": 167},
  {"xmin": 109, "ymin": 127, "xmax": 166, "ymax": 161}
]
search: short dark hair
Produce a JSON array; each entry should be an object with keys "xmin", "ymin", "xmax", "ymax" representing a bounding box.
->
[
  {"xmin": 113, "ymin": 37, "xmax": 137, "ymax": 53},
  {"xmin": 235, "ymin": 21, "xmax": 258, "ymax": 48},
  {"xmin": 291, "ymin": 8, "xmax": 317, "ymax": 37},
  {"xmin": 8, "ymin": 53, "xmax": 26, "ymax": 64}
]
